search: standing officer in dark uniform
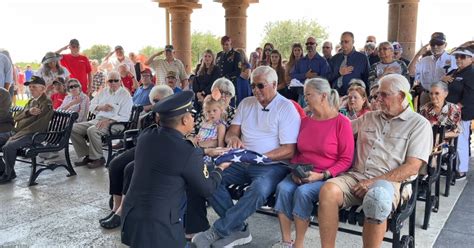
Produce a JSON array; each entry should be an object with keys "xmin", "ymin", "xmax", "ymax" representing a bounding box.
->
[
  {"xmin": 216, "ymin": 36, "xmax": 242, "ymax": 86},
  {"xmin": 121, "ymin": 91, "xmax": 230, "ymax": 248}
]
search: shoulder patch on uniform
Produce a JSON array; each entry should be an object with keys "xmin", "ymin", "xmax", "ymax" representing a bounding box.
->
[{"xmin": 203, "ymin": 164, "xmax": 209, "ymax": 179}]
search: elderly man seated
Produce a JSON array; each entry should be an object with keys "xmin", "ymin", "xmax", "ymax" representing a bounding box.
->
[
  {"xmin": 318, "ymin": 74, "xmax": 433, "ymax": 247},
  {"xmin": 192, "ymin": 66, "xmax": 301, "ymax": 247},
  {"xmin": 71, "ymin": 71, "xmax": 133, "ymax": 169},
  {"xmin": 1, "ymin": 76, "xmax": 53, "ymax": 184}
]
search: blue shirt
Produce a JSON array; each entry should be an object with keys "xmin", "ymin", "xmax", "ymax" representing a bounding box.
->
[
  {"xmin": 328, "ymin": 49, "xmax": 370, "ymax": 96},
  {"xmin": 291, "ymin": 53, "xmax": 329, "ymax": 83},
  {"xmin": 25, "ymin": 69, "xmax": 33, "ymax": 81},
  {"xmin": 173, "ymin": 87, "xmax": 182, "ymax": 94},
  {"xmin": 132, "ymin": 85, "xmax": 153, "ymax": 106}
]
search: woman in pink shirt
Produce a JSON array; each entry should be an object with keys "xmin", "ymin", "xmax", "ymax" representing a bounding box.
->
[{"xmin": 274, "ymin": 78, "xmax": 354, "ymax": 248}]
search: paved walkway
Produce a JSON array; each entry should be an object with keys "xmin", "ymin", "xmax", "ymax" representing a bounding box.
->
[{"xmin": 0, "ymin": 149, "xmax": 471, "ymax": 247}]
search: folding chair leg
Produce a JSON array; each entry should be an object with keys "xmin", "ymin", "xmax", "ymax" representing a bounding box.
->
[
  {"xmin": 106, "ymin": 139, "xmax": 113, "ymax": 167},
  {"xmin": 445, "ymin": 157, "xmax": 453, "ymax": 197},
  {"xmin": 434, "ymin": 176, "xmax": 440, "ymax": 212},
  {"xmin": 409, "ymin": 201, "xmax": 416, "ymax": 248},
  {"xmin": 422, "ymin": 185, "xmax": 432, "ymax": 229}
]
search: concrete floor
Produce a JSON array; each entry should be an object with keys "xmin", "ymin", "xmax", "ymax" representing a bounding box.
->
[{"xmin": 0, "ymin": 148, "xmax": 470, "ymax": 247}]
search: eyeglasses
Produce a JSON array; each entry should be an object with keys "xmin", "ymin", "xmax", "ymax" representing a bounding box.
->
[
  {"xmin": 323, "ymin": 46, "xmax": 331, "ymax": 49},
  {"xmin": 305, "ymin": 42, "xmax": 316, "ymax": 46},
  {"xmin": 220, "ymin": 90, "xmax": 233, "ymax": 97},
  {"xmin": 108, "ymin": 79, "xmax": 120, "ymax": 83},
  {"xmin": 68, "ymin": 84, "xmax": 80, "ymax": 90},
  {"xmin": 250, "ymin": 82, "xmax": 267, "ymax": 90},
  {"xmin": 378, "ymin": 91, "xmax": 395, "ymax": 99},
  {"xmin": 429, "ymin": 41, "xmax": 445, "ymax": 47},
  {"xmin": 380, "ymin": 47, "xmax": 392, "ymax": 51},
  {"xmin": 455, "ymin": 54, "xmax": 467, "ymax": 60},
  {"xmin": 368, "ymin": 94, "xmax": 379, "ymax": 101}
]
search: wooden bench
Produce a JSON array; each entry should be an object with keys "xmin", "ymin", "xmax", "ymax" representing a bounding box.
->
[{"xmin": 9, "ymin": 107, "xmax": 78, "ymax": 186}]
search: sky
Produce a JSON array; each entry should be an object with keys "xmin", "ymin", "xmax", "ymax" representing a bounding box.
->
[{"xmin": 1, "ymin": 0, "xmax": 473, "ymax": 63}]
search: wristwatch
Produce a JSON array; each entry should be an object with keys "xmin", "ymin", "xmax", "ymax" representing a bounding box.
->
[{"xmin": 322, "ymin": 170, "xmax": 332, "ymax": 180}]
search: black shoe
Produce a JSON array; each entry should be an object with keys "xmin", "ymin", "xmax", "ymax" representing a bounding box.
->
[
  {"xmin": 0, "ymin": 171, "xmax": 16, "ymax": 184},
  {"xmin": 74, "ymin": 156, "xmax": 92, "ymax": 167},
  {"xmin": 100, "ymin": 214, "xmax": 121, "ymax": 229},
  {"xmin": 86, "ymin": 157, "xmax": 106, "ymax": 169},
  {"xmin": 99, "ymin": 211, "xmax": 115, "ymax": 224},
  {"xmin": 455, "ymin": 173, "xmax": 467, "ymax": 181}
]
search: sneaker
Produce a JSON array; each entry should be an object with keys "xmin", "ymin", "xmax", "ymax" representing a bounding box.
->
[
  {"xmin": 211, "ymin": 225, "xmax": 252, "ymax": 248},
  {"xmin": 455, "ymin": 173, "xmax": 467, "ymax": 181},
  {"xmin": 272, "ymin": 240, "xmax": 294, "ymax": 248},
  {"xmin": 191, "ymin": 227, "xmax": 222, "ymax": 248}
]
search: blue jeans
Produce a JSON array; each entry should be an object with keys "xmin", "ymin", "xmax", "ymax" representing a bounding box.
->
[
  {"xmin": 208, "ymin": 162, "xmax": 289, "ymax": 237},
  {"xmin": 274, "ymin": 175, "xmax": 325, "ymax": 221}
]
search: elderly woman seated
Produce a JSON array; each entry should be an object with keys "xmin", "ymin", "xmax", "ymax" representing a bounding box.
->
[
  {"xmin": 340, "ymin": 79, "xmax": 371, "ymax": 119},
  {"xmin": 70, "ymin": 71, "xmax": 133, "ymax": 169},
  {"xmin": 59, "ymin": 78, "xmax": 90, "ymax": 122},
  {"xmin": 273, "ymin": 78, "xmax": 354, "ymax": 248},
  {"xmin": 420, "ymin": 81, "xmax": 461, "ymax": 139}
]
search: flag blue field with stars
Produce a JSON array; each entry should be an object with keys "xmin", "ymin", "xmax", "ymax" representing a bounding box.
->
[{"xmin": 214, "ymin": 149, "xmax": 275, "ymax": 165}]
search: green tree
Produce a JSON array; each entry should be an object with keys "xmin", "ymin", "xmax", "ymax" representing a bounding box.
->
[
  {"xmin": 260, "ymin": 19, "xmax": 328, "ymax": 60},
  {"xmin": 82, "ymin": 44, "xmax": 111, "ymax": 63},
  {"xmin": 139, "ymin": 46, "xmax": 161, "ymax": 58},
  {"xmin": 191, "ymin": 31, "xmax": 221, "ymax": 68},
  {"xmin": 15, "ymin": 62, "xmax": 41, "ymax": 71}
]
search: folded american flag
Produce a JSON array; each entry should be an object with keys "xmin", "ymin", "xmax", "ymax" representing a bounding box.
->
[{"xmin": 214, "ymin": 149, "xmax": 274, "ymax": 165}]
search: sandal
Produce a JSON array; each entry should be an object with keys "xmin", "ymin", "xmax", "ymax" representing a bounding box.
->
[
  {"xmin": 100, "ymin": 214, "xmax": 121, "ymax": 229},
  {"xmin": 99, "ymin": 211, "xmax": 115, "ymax": 223}
]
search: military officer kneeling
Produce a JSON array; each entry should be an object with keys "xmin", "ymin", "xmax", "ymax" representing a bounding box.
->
[{"xmin": 121, "ymin": 91, "xmax": 230, "ymax": 247}]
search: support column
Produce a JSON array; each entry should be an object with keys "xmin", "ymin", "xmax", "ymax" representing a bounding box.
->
[
  {"xmin": 217, "ymin": 0, "xmax": 258, "ymax": 52},
  {"xmin": 156, "ymin": 1, "xmax": 201, "ymax": 73},
  {"xmin": 388, "ymin": 0, "xmax": 420, "ymax": 60}
]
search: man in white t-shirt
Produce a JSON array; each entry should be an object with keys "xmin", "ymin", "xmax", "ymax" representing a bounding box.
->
[{"xmin": 192, "ymin": 66, "xmax": 301, "ymax": 247}]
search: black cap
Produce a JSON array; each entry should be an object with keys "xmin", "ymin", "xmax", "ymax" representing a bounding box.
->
[
  {"xmin": 115, "ymin": 45, "xmax": 124, "ymax": 51},
  {"xmin": 165, "ymin": 45, "xmax": 174, "ymax": 51},
  {"xmin": 430, "ymin": 32, "xmax": 446, "ymax": 44},
  {"xmin": 69, "ymin": 39, "xmax": 80, "ymax": 46},
  {"xmin": 24, "ymin": 76, "xmax": 46, "ymax": 86},
  {"xmin": 152, "ymin": 91, "xmax": 196, "ymax": 118}
]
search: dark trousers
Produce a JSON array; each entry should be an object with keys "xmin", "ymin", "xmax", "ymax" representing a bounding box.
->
[
  {"xmin": 123, "ymin": 162, "xmax": 135, "ymax": 194},
  {"xmin": 2, "ymin": 134, "xmax": 33, "ymax": 176},
  {"xmin": 108, "ymin": 147, "xmax": 135, "ymax": 195},
  {"xmin": 185, "ymin": 190, "xmax": 210, "ymax": 234},
  {"xmin": 0, "ymin": 132, "xmax": 11, "ymax": 173}
]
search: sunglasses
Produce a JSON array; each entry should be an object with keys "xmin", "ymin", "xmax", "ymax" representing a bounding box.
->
[
  {"xmin": 306, "ymin": 42, "xmax": 316, "ymax": 46},
  {"xmin": 250, "ymin": 82, "xmax": 267, "ymax": 90},
  {"xmin": 153, "ymin": 99, "xmax": 160, "ymax": 103},
  {"xmin": 108, "ymin": 79, "xmax": 120, "ymax": 83},
  {"xmin": 340, "ymin": 40, "xmax": 351, "ymax": 44},
  {"xmin": 368, "ymin": 94, "xmax": 379, "ymax": 101},
  {"xmin": 429, "ymin": 41, "xmax": 445, "ymax": 47},
  {"xmin": 68, "ymin": 84, "xmax": 80, "ymax": 89},
  {"xmin": 264, "ymin": 48, "xmax": 272, "ymax": 52},
  {"xmin": 455, "ymin": 54, "xmax": 467, "ymax": 60}
]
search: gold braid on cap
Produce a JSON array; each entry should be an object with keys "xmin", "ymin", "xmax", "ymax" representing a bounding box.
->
[{"xmin": 170, "ymin": 101, "xmax": 193, "ymax": 112}]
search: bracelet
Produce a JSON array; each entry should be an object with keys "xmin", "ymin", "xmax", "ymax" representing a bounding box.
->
[{"xmin": 323, "ymin": 170, "xmax": 332, "ymax": 180}]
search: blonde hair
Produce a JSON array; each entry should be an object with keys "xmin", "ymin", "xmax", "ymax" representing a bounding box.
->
[
  {"xmin": 347, "ymin": 85, "xmax": 370, "ymax": 110},
  {"xmin": 202, "ymin": 95, "xmax": 227, "ymax": 121}
]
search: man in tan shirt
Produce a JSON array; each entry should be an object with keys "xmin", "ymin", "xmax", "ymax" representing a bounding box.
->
[
  {"xmin": 1, "ymin": 76, "xmax": 53, "ymax": 184},
  {"xmin": 318, "ymin": 74, "xmax": 433, "ymax": 247}
]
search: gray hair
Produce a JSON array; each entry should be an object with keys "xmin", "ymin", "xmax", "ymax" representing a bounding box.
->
[
  {"xmin": 379, "ymin": 74, "xmax": 411, "ymax": 108},
  {"xmin": 430, "ymin": 81, "xmax": 449, "ymax": 93},
  {"xmin": 251, "ymin": 66, "xmax": 278, "ymax": 89},
  {"xmin": 378, "ymin": 41, "xmax": 394, "ymax": 50},
  {"xmin": 107, "ymin": 70, "xmax": 120, "ymax": 81},
  {"xmin": 149, "ymin": 85, "xmax": 174, "ymax": 104},
  {"xmin": 211, "ymin": 77, "xmax": 236, "ymax": 97},
  {"xmin": 304, "ymin": 78, "xmax": 340, "ymax": 108}
]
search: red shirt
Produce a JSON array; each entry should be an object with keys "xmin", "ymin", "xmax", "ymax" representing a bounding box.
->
[
  {"xmin": 60, "ymin": 54, "xmax": 92, "ymax": 93},
  {"xmin": 121, "ymin": 75, "xmax": 134, "ymax": 94},
  {"xmin": 51, "ymin": 92, "xmax": 67, "ymax": 109},
  {"xmin": 291, "ymin": 114, "xmax": 354, "ymax": 177}
]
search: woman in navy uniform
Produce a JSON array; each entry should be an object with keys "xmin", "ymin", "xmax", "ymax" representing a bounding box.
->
[{"xmin": 121, "ymin": 91, "xmax": 230, "ymax": 247}]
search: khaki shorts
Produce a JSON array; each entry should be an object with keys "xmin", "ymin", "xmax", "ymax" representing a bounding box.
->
[{"xmin": 327, "ymin": 174, "xmax": 401, "ymax": 209}]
